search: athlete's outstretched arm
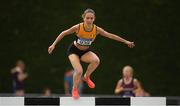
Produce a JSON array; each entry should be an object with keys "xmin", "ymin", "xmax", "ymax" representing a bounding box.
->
[
  {"xmin": 48, "ymin": 25, "xmax": 78, "ymax": 54},
  {"xmin": 97, "ymin": 26, "xmax": 135, "ymax": 48}
]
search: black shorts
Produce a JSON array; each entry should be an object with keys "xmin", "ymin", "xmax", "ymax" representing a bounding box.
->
[
  {"xmin": 67, "ymin": 43, "xmax": 90, "ymax": 58},
  {"xmin": 13, "ymin": 81, "xmax": 24, "ymax": 92}
]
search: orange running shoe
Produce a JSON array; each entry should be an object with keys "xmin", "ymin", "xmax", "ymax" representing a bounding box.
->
[
  {"xmin": 83, "ymin": 77, "xmax": 95, "ymax": 89},
  {"xmin": 72, "ymin": 87, "xmax": 80, "ymax": 100}
]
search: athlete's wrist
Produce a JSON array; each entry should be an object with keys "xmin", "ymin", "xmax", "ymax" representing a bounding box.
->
[
  {"xmin": 52, "ymin": 43, "xmax": 56, "ymax": 47},
  {"xmin": 123, "ymin": 40, "xmax": 129, "ymax": 44}
]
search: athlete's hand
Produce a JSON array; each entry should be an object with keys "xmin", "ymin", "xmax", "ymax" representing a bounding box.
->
[
  {"xmin": 48, "ymin": 45, "xmax": 55, "ymax": 54},
  {"xmin": 125, "ymin": 41, "xmax": 135, "ymax": 48}
]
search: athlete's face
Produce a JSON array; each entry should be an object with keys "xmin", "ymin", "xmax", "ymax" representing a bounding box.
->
[
  {"xmin": 123, "ymin": 67, "xmax": 133, "ymax": 78},
  {"xmin": 84, "ymin": 13, "xmax": 95, "ymax": 25}
]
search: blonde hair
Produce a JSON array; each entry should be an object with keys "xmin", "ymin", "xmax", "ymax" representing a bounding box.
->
[
  {"xmin": 122, "ymin": 65, "xmax": 134, "ymax": 74},
  {"xmin": 82, "ymin": 8, "xmax": 95, "ymax": 18}
]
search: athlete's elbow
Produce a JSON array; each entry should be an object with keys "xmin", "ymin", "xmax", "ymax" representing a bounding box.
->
[
  {"xmin": 60, "ymin": 31, "xmax": 67, "ymax": 36},
  {"xmin": 58, "ymin": 31, "xmax": 67, "ymax": 38}
]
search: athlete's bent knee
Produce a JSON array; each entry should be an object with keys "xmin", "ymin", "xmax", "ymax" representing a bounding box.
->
[
  {"xmin": 93, "ymin": 58, "xmax": 100, "ymax": 65},
  {"xmin": 75, "ymin": 68, "xmax": 83, "ymax": 75}
]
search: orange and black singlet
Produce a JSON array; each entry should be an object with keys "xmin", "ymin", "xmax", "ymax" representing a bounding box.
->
[{"xmin": 75, "ymin": 23, "xmax": 97, "ymax": 46}]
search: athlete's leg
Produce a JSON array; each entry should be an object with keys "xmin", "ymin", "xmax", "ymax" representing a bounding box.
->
[
  {"xmin": 68, "ymin": 54, "xmax": 83, "ymax": 99},
  {"xmin": 80, "ymin": 51, "xmax": 100, "ymax": 88},
  {"xmin": 81, "ymin": 51, "xmax": 100, "ymax": 78}
]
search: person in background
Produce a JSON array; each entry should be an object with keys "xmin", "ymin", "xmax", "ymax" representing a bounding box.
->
[
  {"xmin": 114, "ymin": 65, "xmax": 144, "ymax": 97},
  {"xmin": 64, "ymin": 67, "xmax": 83, "ymax": 95},
  {"xmin": 43, "ymin": 87, "xmax": 52, "ymax": 97},
  {"xmin": 11, "ymin": 60, "xmax": 28, "ymax": 96},
  {"xmin": 48, "ymin": 8, "xmax": 135, "ymax": 99}
]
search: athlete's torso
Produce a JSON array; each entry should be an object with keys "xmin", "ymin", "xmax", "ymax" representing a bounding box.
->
[
  {"xmin": 120, "ymin": 78, "xmax": 136, "ymax": 97},
  {"xmin": 74, "ymin": 23, "xmax": 97, "ymax": 50}
]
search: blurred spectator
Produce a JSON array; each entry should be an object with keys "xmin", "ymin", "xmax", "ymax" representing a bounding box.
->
[
  {"xmin": 11, "ymin": 60, "xmax": 28, "ymax": 96},
  {"xmin": 42, "ymin": 87, "xmax": 52, "ymax": 97},
  {"xmin": 114, "ymin": 65, "xmax": 149, "ymax": 97},
  {"xmin": 64, "ymin": 67, "xmax": 83, "ymax": 95}
]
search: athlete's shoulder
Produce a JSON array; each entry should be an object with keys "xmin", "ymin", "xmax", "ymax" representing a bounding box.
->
[
  {"xmin": 72, "ymin": 24, "xmax": 80, "ymax": 29},
  {"xmin": 96, "ymin": 25, "xmax": 106, "ymax": 34},
  {"xmin": 69, "ymin": 24, "xmax": 80, "ymax": 33},
  {"xmin": 95, "ymin": 25, "xmax": 100, "ymax": 34},
  {"xmin": 133, "ymin": 78, "xmax": 138, "ymax": 82},
  {"xmin": 95, "ymin": 25, "xmax": 101, "ymax": 29},
  {"xmin": 133, "ymin": 78, "xmax": 140, "ymax": 84},
  {"xmin": 118, "ymin": 79, "xmax": 123, "ymax": 84},
  {"xmin": 73, "ymin": 23, "xmax": 82, "ymax": 34}
]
